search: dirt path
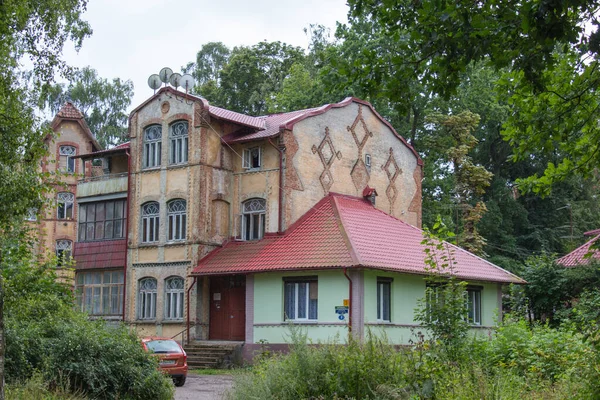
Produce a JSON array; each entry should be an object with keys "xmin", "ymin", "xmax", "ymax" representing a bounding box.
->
[{"xmin": 175, "ymin": 374, "xmax": 234, "ymax": 400}]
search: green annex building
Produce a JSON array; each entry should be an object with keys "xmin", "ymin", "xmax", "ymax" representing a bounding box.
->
[{"xmin": 191, "ymin": 192, "xmax": 524, "ymax": 359}]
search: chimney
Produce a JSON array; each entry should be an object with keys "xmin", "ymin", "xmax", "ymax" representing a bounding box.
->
[{"xmin": 362, "ymin": 186, "xmax": 378, "ymax": 206}]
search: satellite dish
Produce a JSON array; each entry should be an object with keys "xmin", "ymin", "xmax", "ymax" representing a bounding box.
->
[
  {"xmin": 159, "ymin": 67, "xmax": 173, "ymax": 83},
  {"xmin": 169, "ymin": 73, "xmax": 182, "ymax": 88},
  {"xmin": 180, "ymin": 74, "xmax": 195, "ymax": 92},
  {"xmin": 148, "ymin": 74, "xmax": 161, "ymax": 91}
]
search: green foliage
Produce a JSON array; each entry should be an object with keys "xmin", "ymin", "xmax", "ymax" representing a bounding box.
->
[
  {"xmin": 41, "ymin": 66, "xmax": 134, "ymax": 148},
  {"xmin": 415, "ymin": 217, "xmax": 470, "ymax": 358},
  {"xmin": 520, "ymin": 254, "xmax": 567, "ymax": 323},
  {"xmin": 2, "ymin": 233, "xmax": 174, "ymax": 400},
  {"xmin": 229, "ymin": 322, "xmax": 594, "ymax": 399}
]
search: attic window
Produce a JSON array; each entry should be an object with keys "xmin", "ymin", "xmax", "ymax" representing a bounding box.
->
[
  {"xmin": 365, "ymin": 153, "xmax": 371, "ymax": 168},
  {"xmin": 59, "ymin": 145, "xmax": 76, "ymax": 173},
  {"xmin": 243, "ymin": 147, "xmax": 261, "ymax": 170}
]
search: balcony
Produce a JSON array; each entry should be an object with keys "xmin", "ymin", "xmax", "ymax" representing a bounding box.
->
[{"xmin": 78, "ymin": 173, "xmax": 128, "ymax": 198}]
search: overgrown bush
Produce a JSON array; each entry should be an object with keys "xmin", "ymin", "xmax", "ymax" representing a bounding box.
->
[{"xmin": 2, "ymin": 246, "xmax": 174, "ymax": 400}]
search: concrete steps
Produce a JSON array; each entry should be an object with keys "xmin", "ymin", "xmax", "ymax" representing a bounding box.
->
[{"xmin": 183, "ymin": 341, "xmax": 243, "ymax": 369}]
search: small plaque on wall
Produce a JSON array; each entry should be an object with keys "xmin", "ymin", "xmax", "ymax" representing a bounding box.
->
[{"xmin": 213, "ymin": 293, "xmax": 221, "ymax": 301}]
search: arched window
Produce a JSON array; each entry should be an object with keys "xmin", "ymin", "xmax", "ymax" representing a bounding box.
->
[
  {"xmin": 164, "ymin": 276, "xmax": 184, "ymax": 320},
  {"xmin": 138, "ymin": 277, "xmax": 157, "ymax": 320},
  {"xmin": 169, "ymin": 121, "xmax": 188, "ymax": 165},
  {"xmin": 141, "ymin": 202, "xmax": 159, "ymax": 243},
  {"xmin": 241, "ymin": 198, "xmax": 266, "ymax": 240},
  {"xmin": 57, "ymin": 192, "xmax": 75, "ymax": 219},
  {"xmin": 59, "ymin": 145, "xmax": 76, "ymax": 173},
  {"xmin": 167, "ymin": 199, "xmax": 186, "ymax": 241},
  {"xmin": 56, "ymin": 239, "xmax": 72, "ymax": 267},
  {"xmin": 143, "ymin": 125, "xmax": 162, "ymax": 168}
]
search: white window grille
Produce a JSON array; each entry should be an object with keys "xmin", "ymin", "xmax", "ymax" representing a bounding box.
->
[
  {"xmin": 169, "ymin": 121, "xmax": 188, "ymax": 165},
  {"xmin": 59, "ymin": 145, "xmax": 76, "ymax": 173},
  {"xmin": 143, "ymin": 125, "xmax": 162, "ymax": 168},
  {"xmin": 164, "ymin": 276, "xmax": 184, "ymax": 320},
  {"xmin": 377, "ymin": 279, "xmax": 391, "ymax": 322},
  {"xmin": 138, "ymin": 277, "xmax": 157, "ymax": 320},
  {"xmin": 75, "ymin": 271, "xmax": 124, "ymax": 316},
  {"xmin": 55, "ymin": 240, "xmax": 72, "ymax": 266},
  {"xmin": 284, "ymin": 279, "xmax": 318, "ymax": 321},
  {"xmin": 141, "ymin": 202, "xmax": 159, "ymax": 243},
  {"xmin": 167, "ymin": 199, "xmax": 186, "ymax": 241},
  {"xmin": 365, "ymin": 153, "xmax": 372, "ymax": 168},
  {"xmin": 57, "ymin": 192, "xmax": 74, "ymax": 219},
  {"xmin": 241, "ymin": 198, "xmax": 266, "ymax": 240},
  {"xmin": 466, "ymin": 288, "xmax": 482, "ymax": 325},
  {"xmin": 243, "ymin": 147, "xmax": 261, "ymax": 170}
]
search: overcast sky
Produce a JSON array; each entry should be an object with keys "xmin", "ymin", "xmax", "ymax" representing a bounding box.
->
[{"xmin": 62, "ymin": 0, "xmax": 349, "ymax": 111}]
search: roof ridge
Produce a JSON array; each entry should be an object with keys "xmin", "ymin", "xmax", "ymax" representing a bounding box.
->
[{"xmin": 330, "ymin": 195, "xmax": 362, "ymax": 266}]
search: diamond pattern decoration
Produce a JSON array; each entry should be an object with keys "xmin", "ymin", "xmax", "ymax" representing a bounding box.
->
[
  {"xmin": 382, "ymin": 148, "xmax": 403, "ymax": 211},
  {"xmin": 312, "ymin": 127, "xmax": 342, "ymax": 194},
  {"xmin": 347, "ymin": 104, "xmax": 373, "ymax": 159},
  {"xmin": 350, "ymin": 158, "xmax": 369, "ymax": 191}
]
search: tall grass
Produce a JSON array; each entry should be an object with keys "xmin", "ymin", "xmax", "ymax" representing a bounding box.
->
[{"xmin": 228, "ymin": 322, "xmax": 596, "ymax": 399}]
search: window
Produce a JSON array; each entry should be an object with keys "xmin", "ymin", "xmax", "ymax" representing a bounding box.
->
[
  {"xmin": 165, "ymin": 276, "xmax": 184, "ymax": 320},
  {"xmin": 365, "ymin": 153, "xmax": 371, "ymax": 168},
  {"xmin": 243, "ymin": 147, "xmax": 261, "ymax": 170},
  {"xmin": 75, "ymin": 270, "xmax": 124, "ymax": 316},
  {"xmin": 169, "ymin": 121, "xmax": 188, "ymax": 165},
  {"xmin": 57, "ymin": 192, "xmax": 74, "ymax": 219},
  {"xmin": 143, "ymin": 125, "xmax": 162, "ymax": 168},
  {"xmin": 26, "ymin": 208, "xmax": 37, "ymax": 221},
  {"xmin": 138, "ymin": 277, "xmax": 157, "ymax": 320},
  {"xmin": 377, "ymin": 278, "xmax": 392, "ymax": 322},
  {"xmin": 55, "ymin": 240, "xmax": 72, "ymax": 266},
  {"xmin": 78, "ymin": 199, "xmax": 127, "ymax": 241},
  {"xmin": 466, "ymin": 287, "xmax": 482, "ymax": 325},
  {"xmin": 241, "ymin": 198, "xmax": 265, "ymax": 240},
  {"xmin": 141, "ymin": 202, "xmax": 159, "ymax": 243},
  {"xmin": 284, "ymin": 278, "xmax": 318, "ymax": 321},
  {"xmin": 59, "ymin": 145, "xmax": 76, "ymax": 173},
  {"xmin": 167, "ymin": 199, "xmax": 186, "ymax": 241}
]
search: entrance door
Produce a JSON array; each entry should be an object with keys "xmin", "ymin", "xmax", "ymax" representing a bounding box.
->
[{"xmin": 209, "ymin": 275, "xmax": 246, "ymax": 341}]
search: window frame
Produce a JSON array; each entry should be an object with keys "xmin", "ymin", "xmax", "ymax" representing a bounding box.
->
[
  {"xmin": 138, "ymin": 277, "xmax": 157, "ymax": 320},
  {"xmin": 143, "ymin": 125, "xmax": 162, "ymax": 169},
  {"xmin": 78, "ymin": 199, "xmax": 127, "ymax": 242},
  {"xmin": 164, "ymin": 276, "xmax": 184, "ymax": 320},
  {"xmin": 167, "ymin": 199, "xmax": 187, "ymax": 242},
  {"xmin": 283, "ymin": 276, "xmax": 318, "ymax": 321},
  {"xmin": 59, "ymin": 145, "xmax": 77, "ymax": 173},
  {"xmin": 75, "ymin": 270, "xmax": 124, "ymax": 316},
  {"xmin": 241, "ymin": 198, "xmax": 266, "ymax": 241},
  {"xmin": 57, "ymin": 192, "xmax": 75, "ymax": 219},
  {"xmin": 141, "ymin": 202, "xmax": 160, "ymax": 243},
  {"xmin": 466, "ymin": 286, "xmax": 482, "ymax": 326},
  {"xmin": 243, "ymin": 147, "xmax": 261, "ymax": 170},
  {"xmin": 55, "ymin": 239, "xmax": 72, "ymax": 267},
  {"xmin": 377, "ymin": 277, "xmax": 392, "ymax": 322},
  {"xmin": 169, "ymin": 121, "xmax": 189, "ymax": 165}
]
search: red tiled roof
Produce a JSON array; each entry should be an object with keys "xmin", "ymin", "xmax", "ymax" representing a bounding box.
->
[
  {"xmin": 73, "ymin": 142, "xmax": 130, "ymax": 159},
  {"xmin": 193, "ymin": 194, "xmax": 524, "ymax": 284},
  {"xmin": 73, "ymin": 239, "xmax": 127, "ymax": 270},
  {"xmin": 556, "ymin": 234, "xmax": 600, "ymax": 267},
  {"xmin": 584, "ymin": 229, "xmax": 600, "ymax": 236},
  {"xmin": 208, "ymin": 105, "xmax": 265, "ymax": 130},
  {"xmin": 57, "ymin": 102, "xmax": 85, "ymax": 119}
]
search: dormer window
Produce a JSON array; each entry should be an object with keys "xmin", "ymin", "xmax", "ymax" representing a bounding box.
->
[
  {"xmin": 143, "ymin": 125, "xmax": 162, "ymax": 169},
  {"xmin": 59, "ymin": 145, "xmax": 76, "ymax": 173},
  {"xmin": 243, "ymin": 147, "xmax": 261, "ymax": 170}
]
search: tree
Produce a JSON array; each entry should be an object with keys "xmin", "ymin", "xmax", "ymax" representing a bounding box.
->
[
  {"xmin": 0, "ymin": 1, "xmax": 92, "ymax": 397},
  {"xmin": 347, "ymin": 0, "xmax": 600, "ymax": 192},
  {"xmin": 42, "ymin": 66, "xmax": 134, "ymax": 148},
  {"xmin": 184, "ymin": 42, "xmax": 230, "ymax": 86}
]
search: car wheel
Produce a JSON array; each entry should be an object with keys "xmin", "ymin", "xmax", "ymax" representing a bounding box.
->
[{"xmin": 174, "ymin": 376, "xmax": 186, "ymax": 387}]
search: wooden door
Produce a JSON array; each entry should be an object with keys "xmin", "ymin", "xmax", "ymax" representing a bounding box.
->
[{"xmin": 209, "ymin": 276, "xmax": 246, "ymax": 341}]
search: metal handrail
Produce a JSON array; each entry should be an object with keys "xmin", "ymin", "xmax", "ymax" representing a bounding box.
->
[
  {"xmin": 171, "ymin": 328, "xmax": 187, "ymax": 345},
  {"xmin": 78, "ymin": 172, "xmax": 128, "ymax": 183}
]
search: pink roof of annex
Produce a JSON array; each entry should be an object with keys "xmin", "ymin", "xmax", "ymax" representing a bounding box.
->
[
  {"xmin": 556, "ymin": 233, "xmax": 600, "ymax": 267},
  {"xmin": 193, "ymin": 193, "xmax": 524, "ymax": 284}
]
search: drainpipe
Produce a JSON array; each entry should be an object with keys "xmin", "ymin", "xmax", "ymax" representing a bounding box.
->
[
  {"xmin": 123, "ymin": 149, "xmax": 132, "ymax": 321},
  {"xmin": 186, "ymin": 277, "xmax": 198, "ymax": 345},
  {"xmin": 343, "ymin": 268, "xmax": 352, "ymax": 333},
  {"xmin": 268, "ymin": 138, "xmax": 284, "ymax": 234}
]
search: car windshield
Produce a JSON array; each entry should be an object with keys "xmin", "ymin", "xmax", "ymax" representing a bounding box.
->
[{"xmin": 146, "ymin": 340, "xmax": 181, "ymax": 354}]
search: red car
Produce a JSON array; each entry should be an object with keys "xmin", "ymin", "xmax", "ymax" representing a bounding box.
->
[{"xmin": 142, "ymin": 337, "xmax": 188, "ymax": 387}]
